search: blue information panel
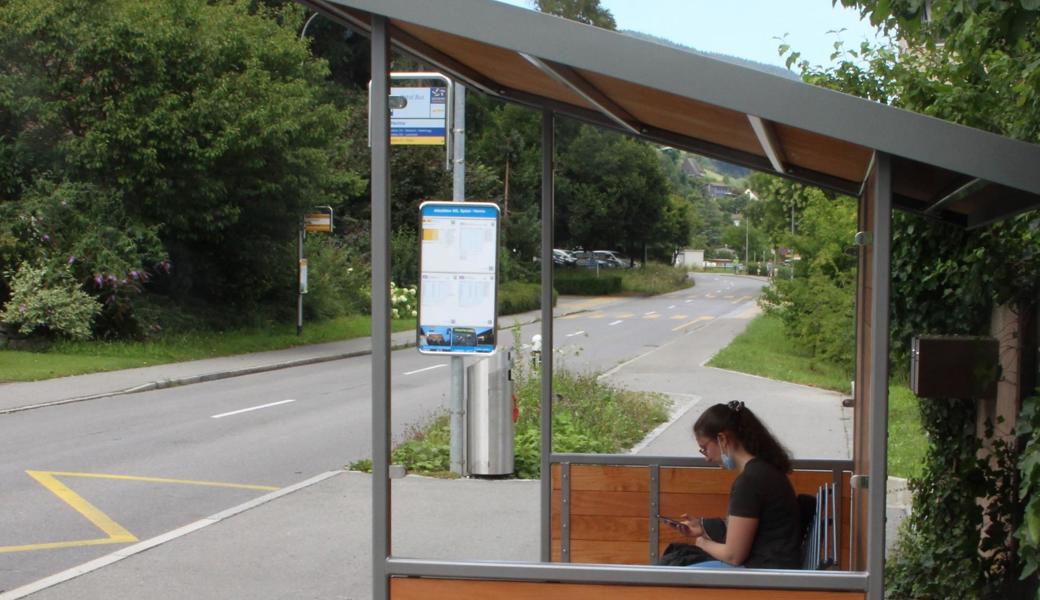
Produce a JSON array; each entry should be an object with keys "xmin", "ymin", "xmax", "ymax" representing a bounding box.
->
[{"xmin": 417, "ymin": 202, "xmax": 499, "ymax": 355}]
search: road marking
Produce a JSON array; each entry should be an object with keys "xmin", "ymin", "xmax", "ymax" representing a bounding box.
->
[
  {"xmin": 705, "ymin": 294, "xmax": 716, "ymax": 298},
  {"xmin": 724, "ymin": 295, "xmax": 735, "ymax": 299},
  {"xmin": 672, "ymin": 315, "xmax": 714, "ymax": 332},
  {"xmin": 731, "ymin": 295, "xmax": 752, "ymax": 304},
  {"xmin": 608, "ymin": 320, "xmax": 623, "ymax": 326},
  {"xmin": 643, "ymin": 311, "xmax": 657, "ymax": 316},
  {"xmin": 643, "ymin": 314, "xmax": 660, "ymax": 320},
  {"xmin": 615, "ymin": 312, "xmax": 635, "ymax": 318},
  {"xmin": 667, "ymin": 305, "xmax": 676, "ymax": 309},
  {"xmin": 684, "ymin": 299, "xmax": 693, "ymax": 303},
  {"xmin": 403, "ymin": 364, "xmax": 446, "ymax": 376},
  {"xmin": 670, "ymin": 315, "xmax": 688, "ymax": 320},
  {"xmin": 0, "ymin": 471, "xmax": 337, "ymax": 600},
  {"xmin": 0, "ymin": 471, "xmax": 279, "ymax": 555},
  {"xmin": 566, "ymin": 330, "xmax": 586, "ymax": 337},
  {"xmin": 586, "ymin": 311, "xmax": 607, "ymax": 319},
  {"xmin": 211, "ymin": 399, "xmax": 296, "ymax": 419}
]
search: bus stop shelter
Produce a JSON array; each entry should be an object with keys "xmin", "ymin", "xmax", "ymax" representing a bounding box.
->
[{"xmin": 299, "ymin": 1, "xmax": 1040, "ymax": 598}]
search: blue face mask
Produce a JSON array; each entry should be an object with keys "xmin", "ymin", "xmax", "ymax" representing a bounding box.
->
[{"xmin": 719, "ymin": 436, "xmax": 736, "ymax": 470}]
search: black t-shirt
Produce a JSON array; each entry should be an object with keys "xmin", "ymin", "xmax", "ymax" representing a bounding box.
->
[{"xmin": 727, "ymin": 457, "xmax": 802, "ymax": 569}]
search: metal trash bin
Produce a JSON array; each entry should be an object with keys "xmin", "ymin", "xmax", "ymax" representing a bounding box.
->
[{"xmin": 467, "ymin": 351, "xmax": 514, "ymax": 476}]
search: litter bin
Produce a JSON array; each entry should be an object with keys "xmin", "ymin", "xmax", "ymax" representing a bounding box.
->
[{"xmin": 467, "ymin": 351, "xmax": 514, "ymax": 476}]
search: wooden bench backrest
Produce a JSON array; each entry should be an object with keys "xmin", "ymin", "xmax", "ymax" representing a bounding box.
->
[{"xmin": 551, "ymin": 464, "xmax": 851, "ymax": 567}]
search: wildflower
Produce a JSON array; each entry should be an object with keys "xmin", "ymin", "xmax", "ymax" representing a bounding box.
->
[
  {"xmin": 41, "ymin": 234, "xmax": 50, "ymax": 242},
  {"xmin": 67, "ymin": 255, "xmax": 75, "ymax": 265},
  {"xmin": 129, "ymin": 270, "xmax": 139, "ymax": 280},
  {"xmin": 94, "ymin": 274, "xmax": 103, "ymax": 287},
  {"xmin": 410, "ymin": 310, "xmax": 417, "ymax": 317}
]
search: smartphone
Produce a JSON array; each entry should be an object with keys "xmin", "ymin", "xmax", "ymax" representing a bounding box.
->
[{"xmin": 658, "ymin": 515, "xmax": 688, "ymax": 531}]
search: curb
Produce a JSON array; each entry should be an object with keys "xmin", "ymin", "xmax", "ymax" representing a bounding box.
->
[
  {"xmin": 2, "ymin": 307, "xmax": 593, "ymax": 415},
  {"xmin": 0, "ymin": 470, "xmax": 344, "ymax": 600}
]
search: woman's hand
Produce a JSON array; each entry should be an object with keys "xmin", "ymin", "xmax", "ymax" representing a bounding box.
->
[{"xmin": 676, "ymin": 513, "xmax": 704, "ymax": 538}]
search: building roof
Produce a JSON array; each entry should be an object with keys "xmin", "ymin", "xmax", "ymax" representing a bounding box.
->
[{"xmin": 303, "ymin": 0, "xmax": 1040, "ymax": 229}]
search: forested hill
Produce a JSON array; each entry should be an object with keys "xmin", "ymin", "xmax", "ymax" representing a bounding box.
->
[{"xmin": 619, "ymin": 30, "xmax": 800, "ymax": 81}]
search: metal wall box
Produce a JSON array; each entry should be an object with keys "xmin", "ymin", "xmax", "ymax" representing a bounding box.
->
[{"xmin": 910, "ymin": 335, "xmax": 999, "ymax": 399}]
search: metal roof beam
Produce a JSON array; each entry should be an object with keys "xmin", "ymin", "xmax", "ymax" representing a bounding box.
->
[
  {"xmin": 924, "ymin": 177, "xmax": 988, "ymax": 216},
  {"xmin": 520, "ymin": 54, "xmax": 642, "ymax": 136},
  {"xmin": 748, "ymin": 115, "xmax": 787, "ymax": 174}
]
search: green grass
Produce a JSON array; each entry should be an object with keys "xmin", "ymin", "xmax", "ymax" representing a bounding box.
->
[
  {"xmin": 707, "ymin": 312, "xmax": 927, "ymax": 478},
  {"xmin": 0, "ymin": 315, "xmax": 415, "ymax": 383}
]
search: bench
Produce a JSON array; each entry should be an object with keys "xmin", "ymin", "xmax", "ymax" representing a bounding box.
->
[{"xmin": 550, "ymin": 463, "xmax": 850, "ymax": 568}]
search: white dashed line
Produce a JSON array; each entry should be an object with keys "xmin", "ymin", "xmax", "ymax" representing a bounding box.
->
[
  {"xmin": 609, "ymin": 320, "xmax": 624, "ymax": 326},
  {"xmin": 211, "ymin": 399, "xmax": 296, "ymax": 419},
  {"xmin": 403, "ymin": 364, "xmax": 447, "ymax": 376},
  {"xmin": 566, "ymin": 330, "xmax": 586, "ymax": 337}
]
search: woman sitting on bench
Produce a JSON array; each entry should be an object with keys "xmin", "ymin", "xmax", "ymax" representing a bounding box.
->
[{"xmin": 664, "ymin": 401, "xmax": 802, "ymax": 569}]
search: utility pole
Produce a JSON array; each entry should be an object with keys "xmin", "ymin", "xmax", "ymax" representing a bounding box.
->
[
  {"xmin": 449, "ymin": 82, "xmax": 467, "ymax": 476},
  {"xmin": 744, "ymin": 214, "xmax": 749, "ymax": 270}
]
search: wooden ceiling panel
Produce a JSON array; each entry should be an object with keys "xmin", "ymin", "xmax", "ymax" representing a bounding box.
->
[
  {"xmin": 394, "ymin": 21, "xmax": 594, "ymax": 112},
  {"xmin": 773, "ymin": 124, "xmax": 872, "ymax": 185},
  {"xmin": 891, "ymin": 157, "xmax": 972, "ymax": 205},
  {"xmin": 579, "ymin": 71, "xmax": 764, "ymax": 156}
]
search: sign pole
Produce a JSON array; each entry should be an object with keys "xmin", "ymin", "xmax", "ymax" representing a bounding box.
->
[
  {"xmin": 297, "ymin": 219, "xmax": 304, "ymax": 336},
  {"xmin": 449, "ymin": 82, "xmax": 467, "ymax": 476}
]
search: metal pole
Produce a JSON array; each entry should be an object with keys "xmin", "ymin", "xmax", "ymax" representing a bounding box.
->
[
  {"xmin": 539, "ymin": 110, "xmax": 555, "ymax": 562},
  {"xmin": 744, "ymin": 215, "xmax": 749, "ymax": 270},
  {"xmin": 450, "ymin": 82, "xmax": 467, "ymax": 476},
  {"xmin": 300, "ymin": 11, "xmax": 319, "ymax": 42},
  {"xmin": 297, "ymin": 223, "xmax": 304, "ymax": 336},
  {"xmin": 866, "ymin": 152, "xmax": 892, "ymax": 600},
  {"xmin": 370, "ymin": 15, "xmax": 391, "ymax": 600}
]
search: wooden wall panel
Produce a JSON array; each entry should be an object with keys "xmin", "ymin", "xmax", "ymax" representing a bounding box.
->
[
  {"xmin": 391, "ymin": 578, "xmax": 867, "ymax": 600},
  {"xmin": 553, "ymin": 465, "xmax": 853, "ymax": 568}
]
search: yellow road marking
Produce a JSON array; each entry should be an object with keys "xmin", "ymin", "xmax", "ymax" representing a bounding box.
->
[
  {"xmin": 586, "ymin": 312, "xmax": 607, "ymax": 319},
  {"xmin": 44, "ymin": 471, "xmax": 279, "ymax": 492},
  {"xmin": 614, "ymin": 312, "xmax": 635, "ymax": 319},
  {"xmin": 672, "ymin": 315, "xmax": 714, "ymax": 331},
  {"xmin": 0, "ymin": 471, "xmax": 278, "ymax": 554},
  {"xmin": 642, "ymin": 314, "xmax": 660, "ymax": 320},
  {"xmin": 670, "ymin": 315, "xmax": 688, "ymax": 320},
  {"xmin": 731, "ymin": 295, "xmax": 752, "ymax": 304}
]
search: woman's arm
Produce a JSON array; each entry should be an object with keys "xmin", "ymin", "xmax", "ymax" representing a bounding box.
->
[{"xmin": 694, "ymin": 515, "xmax": 758, "ymax": 565}]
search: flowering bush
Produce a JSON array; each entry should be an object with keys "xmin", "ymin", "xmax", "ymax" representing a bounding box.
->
[
  {"xmin": 1, "ymin": 262, "xmax": 101, "ymax": 340},
  {"xmin": 389, "ymin": 282, "xmax": 417, "ymax": 320}
]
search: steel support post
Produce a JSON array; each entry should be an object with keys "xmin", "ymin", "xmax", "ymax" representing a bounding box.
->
[
  {"xmin": 867, "ymin": 152, "xmax": 892, "ymax": 600},
  {"xmin": 539, "ymin": 109, "xmax": 555, "ymax": 562},
  {"xmin": 450, "ymin": 82, "xmax": 467, "ymax": 476},
  {"xmin": 370, "ymin": 15, "xmax": 392, "ymax": 600}
]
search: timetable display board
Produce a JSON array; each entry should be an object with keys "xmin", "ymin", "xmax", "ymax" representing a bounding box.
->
[{"xmin": 417, "ymin": 201, "xmax": 499, "ymax": 355}]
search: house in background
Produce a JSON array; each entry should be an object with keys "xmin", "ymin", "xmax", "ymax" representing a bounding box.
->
[
  {"xmin": 680, "ymin": 157, "xmax": 704, "ymax": 178},
  {"xmin": 704, "ymin": 182, "xmax": 735, "ymax": 198},
  {"xmin": 673, "ymin": 248, "xmax": 704, "ymax": 269}
]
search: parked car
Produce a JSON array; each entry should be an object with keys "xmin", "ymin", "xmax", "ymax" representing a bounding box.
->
[
  {"xmin": 574, "ymin": 250, "xmax": 619, "ymax": 269},
  {"xmin": 553, "ymin": 248, "xmax": 579, "ymax": 267},
  {"xmin": 592, "ymin": 250, "xmax": 625, "ymax": 268}
]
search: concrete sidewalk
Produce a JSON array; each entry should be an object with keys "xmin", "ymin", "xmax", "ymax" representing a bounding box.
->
[{"xmin": 0, "ymin": 296, "xmax": 623, "ymax": 414}]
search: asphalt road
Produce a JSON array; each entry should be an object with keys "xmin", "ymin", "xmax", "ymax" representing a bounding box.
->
[{"xmin": 0, "ymin": 274, "xmax": 765, "ymax": 592}]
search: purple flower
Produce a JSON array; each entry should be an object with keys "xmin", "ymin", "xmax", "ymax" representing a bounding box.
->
[
  {"xmin": 41, "ymin": 234, "xmax": 50, "ymax": 243},
  {"xmin": 67, "ymin": 255, "xmax": 76, "ymax": 265},
  {"xmin": 94, "ymin": 274, "xmax": 103, "ymax": 287}
]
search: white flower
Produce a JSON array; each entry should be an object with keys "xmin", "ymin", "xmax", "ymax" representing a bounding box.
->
[{"xmin": 410, "ymin": 310, "xmax": 417, "ymax": 317}]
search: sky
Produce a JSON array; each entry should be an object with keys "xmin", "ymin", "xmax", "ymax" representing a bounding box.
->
[{"xmin": 495, "ymin": 0, "xmax": 885, "ymax": 69}]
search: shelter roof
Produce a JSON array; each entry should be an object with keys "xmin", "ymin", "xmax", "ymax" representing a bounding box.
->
[{"xmin": 303, "ymin": 0, "xmax": 1040, "ymax": 228}]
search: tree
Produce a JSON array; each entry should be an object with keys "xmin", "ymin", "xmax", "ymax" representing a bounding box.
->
[
  {"xmin": 0, "ymin": 0, "xmax": 361, "ymax": 333},
  {"xmin": 535, "ymin": 0, "xmax": 617, "ymax": 29}
]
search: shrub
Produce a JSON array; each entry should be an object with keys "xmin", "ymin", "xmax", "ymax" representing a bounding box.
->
[
  {"xmin": 303, "ymin": 237, "xmax": 370, "ymax": 320},
  {"xmin": 1, "ymin": 262, "xmax": 101, "ymax": 340},
  {"xmin": 498, "ymin": 281, "xmax": 556, "ymax": 315},
  {"xmin": 553, "ymin": 271, "xmax": 623, "ymax": 295},
  {"xmin": 618, "ymin": 263, "xmax": 692, "ymax": 295}
]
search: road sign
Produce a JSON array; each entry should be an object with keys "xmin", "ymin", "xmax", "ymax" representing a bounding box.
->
[
  {"xmin": 390, "ymin": 86, "xmax": 447, "ymax": 145},
  {"xmin": 299, "ymin": 258, "xmax": 308, "ymax": 295},
  {"xmin": 304, "ymin": 208, "xmax": 333, "ymax": 233},
  {"xmin": 418, "ymin": 201, "xmax": 499, "ymax": 355}
]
